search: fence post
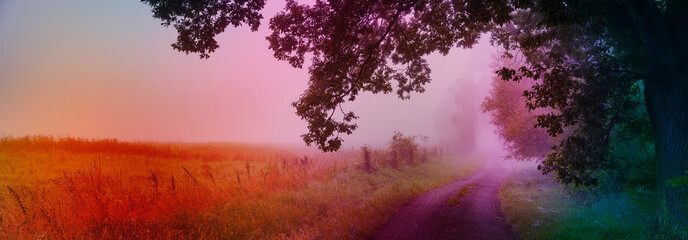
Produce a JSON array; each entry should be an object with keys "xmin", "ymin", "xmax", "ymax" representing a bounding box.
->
[
  {"xmin": 391, "ymin": 150, "xmax": 398, "ymax": 169},
  {"xmin": 363, "ymin": 147, "xmax": 371, "ymax": 172},
  {"xmin": 408, "ymin": 148, "xmax": 414, "ymax": 165}
]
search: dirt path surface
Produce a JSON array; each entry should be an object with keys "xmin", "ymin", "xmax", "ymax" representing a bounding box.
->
[{"xmin": 371, "ymin": 167, "xmax": 520, "ymax": 240}]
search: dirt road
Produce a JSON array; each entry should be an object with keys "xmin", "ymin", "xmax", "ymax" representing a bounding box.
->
[{"xmin": 371, "ymin": 167, "xmax": 520, "ymax": 240}]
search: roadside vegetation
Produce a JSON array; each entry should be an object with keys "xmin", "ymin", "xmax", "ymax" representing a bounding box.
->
[
  {"xmin": 0, "ymin": 135, "xmax": 479, "ymax": 239},
  {"xmin": 484, "ymin": 48, "xmax": 686, "ymax": 238},
  {"xmin": 499, "ymin": 166, "xmax": 658, "ymax": 240}
]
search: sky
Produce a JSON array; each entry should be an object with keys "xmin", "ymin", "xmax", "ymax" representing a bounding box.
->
[{"xmin": 0, "ymin": 0, "xmax": 503, "ymax": 150}]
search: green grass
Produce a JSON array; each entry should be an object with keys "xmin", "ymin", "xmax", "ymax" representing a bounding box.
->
[
  {"xmin": 169, "ymin": 156, "xmax": 481, "ymax": 239},
  {"xmin": 447, "ymin": 183, "xmax": 477, "ymax": 207},
  {"xmin": 499, "ymin": 167, "xmax": 656, "ymax": 240}
]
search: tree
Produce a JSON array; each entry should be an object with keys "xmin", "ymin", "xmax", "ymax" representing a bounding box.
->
[
  {"xmin": 489, "ymin": 4, "xmax": 686, "ymax": 228},
  {"xmin": 143, "ymin": 0, "xmax": 688, "ymax": 227},
  {"xmin": 481, "ymin": 56, "xmax": 552, "ymax": 161},
  {"xmin": 491, "ymin": 9, "xmax": 641, "ymax": 186},
  {"xmin": 484, "ymin": 36, "xmax": 655, "ymax": 190},
  {"xmin": 388, "ymin": 131, "xmax": 418, "ymax": 165},
  {"xmin": 449, "ymin": 79, "xmax": 479, "ymax": 156}
]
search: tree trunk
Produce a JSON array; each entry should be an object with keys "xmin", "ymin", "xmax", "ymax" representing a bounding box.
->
[
  {"xmin": 621, "ymin": 0, "xmax": 688, "ymax": 229},
  {"xmin": 644, "ymin": 73, "xmax": 688, "ymax": 228}
]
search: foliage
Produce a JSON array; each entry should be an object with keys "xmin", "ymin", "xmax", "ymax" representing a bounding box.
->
[
  {"xmin": 388, "ymin": 131, "xmax": 418, "ymax": 164},
  {"xmin": 489, "ymin": 7, "xmax": 661, "ymax": 186},
  {"xmin": 602, "ymin": 86, "xmax": 656, "ymax": 190},
  {"xmin": 669, "ymin": 171, "xmax": 688, "ymax": 187},
  {"xmin": 484, "ymin": 33, "xmax": 654, "ymax": 187},
  {"xmin": 265, "ymin": 0, "xmax": 513, "ymax": 151},
  {"xmin": 499, "ymin": 168, "xmax": 657, "ymax": 240},
  {"xmin": 482, "ymin": 56, "xmax": 553, "ymax": 161},
  {"xmin": 141, "ymin": 0, "xmax": 266, "ymax": 59},
  {"xmin": 485, "ymin": 4, "xmax": 688, "ymax": 228}
]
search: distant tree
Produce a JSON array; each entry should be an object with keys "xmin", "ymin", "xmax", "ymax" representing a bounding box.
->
[
  {"xmin": 449, "ymin": 79, "xmax": 478, "ymax": 156},
  {"xmin": 481, "ymin": 57, "xmax": 552, "ymax": 161},
  {"xmin": 417, "ymin": 134, "xmax": 429, "ymax": 163}
]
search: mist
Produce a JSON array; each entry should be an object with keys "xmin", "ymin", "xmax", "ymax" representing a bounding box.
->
[
  {"xmin": 431, "ymin": 52, "xmax": 508, "ymax": 165},
  {"xmin": 0, "ymin": 0, "xmax": 508, "ymax": 162},
  {"xmin": 340, "ymin": 38, "xmax": 507, "ymax": 161}
]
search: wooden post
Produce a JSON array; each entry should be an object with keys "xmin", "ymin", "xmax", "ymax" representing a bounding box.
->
[
  {"xmin": 235, "ymin": 170, "xmax": 241, "ymax": 185},
  {"xmin": 363, "ymin": 147, "xmax": 371, "ymax": 172},
  {"xmin": 408, "ymin": 148, "xmax": 414, "ymax": 165},
  {"xmin": 391, "ymin": 150, "xmax": 398, "ymax": 169}
]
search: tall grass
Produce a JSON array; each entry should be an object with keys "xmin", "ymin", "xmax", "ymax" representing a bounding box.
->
[
  {"xmin": 0, "ymin": 136, "xmax": 477, "ymax": 239},
  {"xmin": 499, "ymin": 167, "xmax": 657, "ymax": 240}
]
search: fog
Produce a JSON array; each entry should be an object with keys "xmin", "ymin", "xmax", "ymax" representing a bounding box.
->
[{"xmin": 0, "ymin": 0, "xmax": 508, "ymax": 162}]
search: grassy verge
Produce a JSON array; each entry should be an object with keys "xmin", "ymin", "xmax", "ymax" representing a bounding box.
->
[
  {"xmin": 499, "ymin": 167, "xmax": 655, "ymax": 240},
  {"xmin": 182, "ymin": 156, "xmax": 479, "ymax": 239},
  {"xmin": 0, "ymin": 136, "xmax": 479, "ymax": 239}
]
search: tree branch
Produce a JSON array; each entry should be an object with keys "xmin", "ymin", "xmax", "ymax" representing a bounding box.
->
[
  {"xmin": 339, "ymin": 0, "xmax": 421, "ymax": 100},
  {"xmin": 598, "ymin": 66, "xmax": 649, "ymax": 79}
]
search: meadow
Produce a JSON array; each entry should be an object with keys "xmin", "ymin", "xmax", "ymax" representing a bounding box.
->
[
  {"xmin": 0, "ymin": 136, "xmax": 479, "ymax": 239},
  {"xmin": 498, "ymin": 166, "xmax": 668, "ymax": 240}
]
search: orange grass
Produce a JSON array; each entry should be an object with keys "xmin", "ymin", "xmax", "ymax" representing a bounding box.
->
[{"xmin": 0, "ymin": 136, "xmax": 476, "ymax": 239}]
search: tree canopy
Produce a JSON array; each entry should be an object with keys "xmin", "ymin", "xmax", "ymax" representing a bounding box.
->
[
  {"xmin": 490, "ymin": 8, "xmax": 650, "ymax": 185},
  {"xmin": 141, "ymin": 0, "xmax": 266, "ymax": 59},
  {"xmin": 482, "ymin": 55, "xmax": 553, "ymax": 162},
  {"xmin": 266, "ymin": 0, "xmax": 515, "ymax": 151}
]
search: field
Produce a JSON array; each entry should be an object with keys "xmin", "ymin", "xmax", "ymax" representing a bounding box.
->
[
  {"xmin": 0, "ymin": 136, "xmax": 479, "ymax": 239},
  {"xmin": 498, "ymin": 166, "xmax": 662, "ymax": 240}
]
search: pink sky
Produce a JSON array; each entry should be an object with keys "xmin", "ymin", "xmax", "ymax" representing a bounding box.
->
[{"xmin": 0, "ymin": 0, "xmax": 502, "ymax": 150}]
